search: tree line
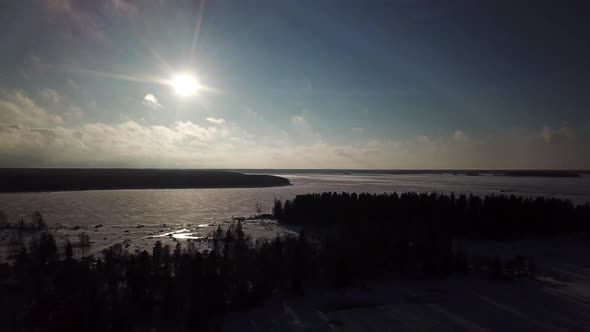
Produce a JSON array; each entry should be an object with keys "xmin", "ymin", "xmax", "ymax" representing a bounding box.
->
[{"xmin": 273, "ymin": 192, "xmax": 590, "ymax": 239}]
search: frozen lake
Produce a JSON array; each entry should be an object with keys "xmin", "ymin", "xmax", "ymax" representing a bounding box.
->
[
  {"xmin": 1, "ymin": 173, "xmax": 590, "ymax": 227},
  {"xmin": 1, "ymin": 173, "xmax": 590, "ymax": 257},
  {"xmin": 2, "ymin": 173, "xmax": 590, "ymax": 329}
]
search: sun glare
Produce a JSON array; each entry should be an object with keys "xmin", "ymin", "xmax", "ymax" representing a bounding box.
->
[{"xmin": 171, "ymin": 73, "xmax": 200, "ymax": 96}]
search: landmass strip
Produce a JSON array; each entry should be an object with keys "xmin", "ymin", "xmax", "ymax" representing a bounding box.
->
[{"xmin": 0, "ymin": 169, "xmax": 290, "ymax": 192}]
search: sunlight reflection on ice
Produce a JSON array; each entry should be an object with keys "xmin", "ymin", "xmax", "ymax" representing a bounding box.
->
[
  {"xmin": 144, "ymin": 228, "xmax": 206, "ymax": 240},
  {"xmin": 172, "ymin": 233, "xmax": 205, "ymax": 240}
]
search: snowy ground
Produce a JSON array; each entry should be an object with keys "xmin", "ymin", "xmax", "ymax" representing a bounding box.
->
[
  {"xmin": 222, "ymin": 236, "xmax": 590, "ymax": 332},
  {"xmin": 0, "ymin": 218, "xmax": 298, "ymax": 260},
  {"xmin": 222, "ymin": 277, "xmax": 590, "ymax": 331},
  {"xmin": 2, "ymin": 223, "xmax": 589, "ymax": 331}
]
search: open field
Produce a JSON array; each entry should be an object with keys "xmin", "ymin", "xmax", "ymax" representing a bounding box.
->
[{"xmin": 223, "ymin": 236, "xmax": 590, "ymax": 331}]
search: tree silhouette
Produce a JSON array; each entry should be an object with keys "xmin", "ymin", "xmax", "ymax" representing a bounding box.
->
[
  {"xmin": 78, "ymin": 232, "xmax": 91, "ymax": 257},
  {"xmin": 31, "ymin": 211, "xmax": 46, "ymax": 230},
  {"xmin": 272, "ymin": 198, "xmax": 283, "ymax": 219},
  {"xmin": 64, "ymin": 240, "xmax": 74, "ymax": 260},
  {"xmin": 0, "ymin": 210, "xmax": 7, "ymax": 227}
]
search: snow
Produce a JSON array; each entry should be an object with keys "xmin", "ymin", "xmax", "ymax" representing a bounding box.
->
[
  {"xmin": 222, "ymin": 236, "xmax": 590, "ymax": 331},
  {"xmin": 223, "ymin": 277, "xmax": 590, "ymax": 331},
  {"xmin": 0, "ymin": 218, "xmax": 298, "ymax": 260}
]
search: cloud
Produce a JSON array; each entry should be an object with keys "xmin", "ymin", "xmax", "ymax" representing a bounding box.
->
[
  {"xmin": 46, "ymin": 0, "xmax": 72, "ymax": 12},
  {"xmin": 0, "ymin": 119, "xmax": 589, "ymax": 168},
  {"xmin": 352, "ymin": 127, "xmax": 364, "ymax": 134},
  {"xmin": 42, "ymin": 0, "xmax": 112, "ymax": 52},
  {"xmin": 0, "ymin": 90, "xmax": 588, "ymax": 168},
  {"xmin": 542, "ymin": 125, "xmax": 573, "ymax": 144},
  {"xmin": 206, "ymin": 117, "xmax": 226, "ymax": 125},
  {"xmin": 0, "ymin": 90, "xmax": 63, "ymax": 127},
  {"xmin": 104, "ymin": 0, "xmax": 139, "ymax": 17},
  {"xmin": 291, "ymin": 115, "xmax": 310, "ymax": 130},
  {"xmin": 142, "ymin": 93, "xmax": 163, "ymax": 109},
  {"xmin": 47, "ymin": 0, "xmax": 137, "ymax": 17},
  {"xmin": 416, "ymin": 135, "xmax": 432, "ymax": 144},
  {"xmin": 452, "ymin": 130, "xmax": 468, "ymax": 142},
  {"xmin": 0, "ymin": 119, "xmax": 247, "ymax": 167},
  {"xmin": 40, "ymin": 88, "xmax": 62, "ymax": 103},
  {"xmin": 67, "ymin": 79, "xmax": 80, "ymax": 91},
  {"xmin": 291, "ymin": 115, "xmax": 321, "ymax": 141}
]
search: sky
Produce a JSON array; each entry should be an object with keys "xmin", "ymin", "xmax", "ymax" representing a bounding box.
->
[{"xmin": 0, "ymin": 0, "xmax": 589, "ymax": 169}]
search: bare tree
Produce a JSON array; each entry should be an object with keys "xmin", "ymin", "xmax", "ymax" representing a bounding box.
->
[
  {"xmin": 0, "ymin": 210, "xmax": 7, "ymax": 228},
  {"xmin": 78, "ymin": 232, "xmax": 91, "ymax": 257},
  {"xmin": 32, "ymin": 211, "xmax": 46, "ymax": 230}
]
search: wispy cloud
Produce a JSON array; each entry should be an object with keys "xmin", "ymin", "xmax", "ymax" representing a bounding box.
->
[
  {"xmin": 291, "ymin": 115, "xmax": 309, "ymax": 130},
  {"xmin": 46, "ymin": 0, "xmax": 72, "ymax": 12},
  {"xmin": 291, "ymin": 115, "xmax": 312, "ymax": 134},
  {"xmin": 40, "ymin": 88, "xmax": 62, "ymax": 103},
  {"xmin": 452, "ymin": 130, "xmax": 468, "ymax": 143},
  {"xmin": 1, "ymin": 119, "xmax": 589, "ymax": 168},
  {"xmin": 206, "ymin": 117, "xmax": 225, "ymax": 125},
  {"xmin": 542, "ymin": 125, "xmax": 573, "ymax": 144},
  {"xmin": 142, "ymin": 93, "xmax": 163, "ymax": 109},
  {"xmin": 291, "ymin": 114, "xmax": 322, "ymax": 142},
  {"xmin": 104, "ymin": 0, "xmax": 139, "ymax": 17},
  {"xmin": 1, "ymin": 91, "xmax": 589, "ymax": 169},
  {"xmin": 352, "ymin": 127, "xmax": 364, "ymax": 134},
  {"xmin": 416, "ymin": 135, "xmax": 432, "ymax": 145},
  {"xmin": 0, "ymin": 90, "xmax": 63, "ymax": 127}
]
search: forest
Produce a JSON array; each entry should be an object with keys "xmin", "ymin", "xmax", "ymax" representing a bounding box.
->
[
  {"xmin": 1, "ymin": 192, "xmax": 587, "ymax": 330},
  {"xmin": 273, "ymin": 192, "xmax": 590, "ymax": 239}
]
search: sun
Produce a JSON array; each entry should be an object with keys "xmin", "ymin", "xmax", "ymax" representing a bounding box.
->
[{"xmin": 171, "ymin": 73, "xmax": 200, "ymax": 96}]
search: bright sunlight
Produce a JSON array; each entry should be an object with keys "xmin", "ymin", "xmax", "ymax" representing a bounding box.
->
[{"xmin": 171, "ymin": 73, "xmax": 200, "ymax": 96}]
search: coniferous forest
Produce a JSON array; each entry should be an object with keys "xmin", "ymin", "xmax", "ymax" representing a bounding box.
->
[
  {"xmin": 272, "ymin": 192, "xmax": 590, "ymax": 238},
  {"xmin": 0, "ymin": 192, "xmax": 588, "ymax": 330}
]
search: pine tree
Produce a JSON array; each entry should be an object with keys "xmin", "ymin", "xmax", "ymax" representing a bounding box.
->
[{"xmin": 272, "ymin": 199, "xmax": 283, "ymax": 220}]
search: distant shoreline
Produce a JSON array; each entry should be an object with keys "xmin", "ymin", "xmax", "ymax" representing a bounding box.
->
[
  {"xmin": 0, "ymin": 169, "xmax": 291, "ymax": 193},
  {"xmin": 236, "ymin": 169, "xmax": 585, "ymax": 178}
]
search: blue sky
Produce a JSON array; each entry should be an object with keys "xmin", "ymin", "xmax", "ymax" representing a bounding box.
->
[{"xmin": 0, "ymin": 0, "xmax": 589, "ymax": 168}]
